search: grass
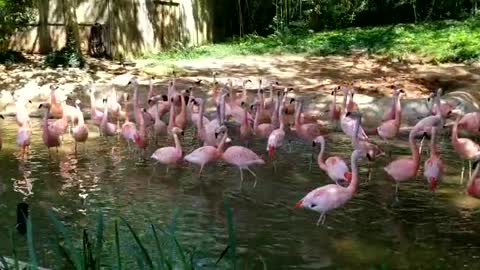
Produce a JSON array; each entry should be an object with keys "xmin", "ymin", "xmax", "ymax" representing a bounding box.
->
[
  {"xmin": 0, "ymin": 198, "xmax": 240, "ymax": 270},
  {"xmin": 147, "ymin": 18, "xmax": 480, "ymax": 64}
]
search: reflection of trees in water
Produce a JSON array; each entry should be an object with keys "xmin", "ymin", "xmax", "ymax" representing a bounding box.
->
[{"xmin": 13, "ymin": 161, "xmax": 34, "ymax": 198}]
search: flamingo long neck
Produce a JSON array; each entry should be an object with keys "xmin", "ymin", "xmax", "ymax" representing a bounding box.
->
[
  {"xmin": 219, "ymin": 95, "xmax": 225, "ymax": 125},
  {"xmin": 154, "ymin": 103, "xmax": 161, "ymax": 122},
  {"xmin": 347, "ymin": 152, "xmax": 360, "ymax": 194},
  {"xmin": 279, "ymin": 101, "xmax": 285, "ymax": 130},
  {"xmin": 50, "ymin": 90, "xmax": 58, "ymax": 105},
  {"xmin": 173, "ymin": 133, "xmax": 182, "ymax": 152},
  {"xmin": 394, "ymin": 93, "xmax": 402, "ymax": 124},
  {"xmin": 179, "ymin": 95, "xmax": 186, "ymax": 119},
  {"xmin": 89, "ymin": 91, "xmax": 96, "ymax": 112},
  {"xmin": 341, "ymin": 90, "xmax": 348, "ymax": 115},
  {"xmin": 409, "ymin": 127, "xmax": 420, "ymax": 169},
  {"xmin": 133, "ymin": 83, "xmax": 139, "ymax": 107},
  {"xmin": 124, "ymin": 100, "xmax": 130, "ymax": 123},
  {"xmin": 217, "ymin": 131, "xmax": 229, "ymax": 154},
  {"xmin": 198, "ymin": 99, "xmax": 205, "ymax": 129},
  {"xmin": 271, "ymin": 94, "xmax": 280, "ymax": 128},
  {"xmin": 318, "ymin": 140, "xmax": 327, "ymax": 171},
  {"xmin": 353, "ymin": 117, "xmax": 361, "ymax": 145},
  {"xmin": 168, "ymin": 100, "xmax": 176, "ymax": 129},
  {"xmin": 76, "ymin": 106, "xmax": 85, "ymax": 126},
  {"xmin": 43, "ymin": 107, "xmax": 50, "ymax": 129},
  {"xmin": 242, "ymin": 82, "xmax": 248, "ymax": 102},
  {"xmin": 294, "ymin": 102, "xmax": 303, "ymax": 129},
  {"xmin": 242, "ymin": 106, "xmax": 249, "ymax": 127},
  {"xmin": 254, "ymin": 104, "xmax": 260, "ymax": 130},
  {"xmin": 102, "ymin": 105, "xmax": 109, "ymax": 125},
  {"xmin": 430, "ymin": 127, "xmax": 439, "ymax": 157},
  {"xmin": 148, "ymin": 80, "xmax": 154, "ymax": 99},
  {"xmin": 452, "ymin": 114, "xmax": 460, "ymax": 143}
]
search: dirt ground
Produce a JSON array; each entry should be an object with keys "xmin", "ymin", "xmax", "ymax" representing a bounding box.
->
[{"xmin": 1, "ymin": 53, "xmax": 480, "ymax": 109}]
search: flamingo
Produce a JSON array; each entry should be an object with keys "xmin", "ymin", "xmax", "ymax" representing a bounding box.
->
[
  {"xmin": 184, "ymin": 125, "xmax": 228, "ymax": 176},
  {"xmin": 349, "ymin": 112, "xmax": 384, "ymax": 161},
  {"xmin": 107, "ymin": 85, "xmax": 122, "ymax": 117},
  {"xmin": 38, "ymin": 103, "xmax": 61, "ymax": 154},
  {"xmin": 312, "ymin": 136, "xmax": 352, "ymax": 186},
  {"xmin": 15, "ymin": 99, "xmax": 32, "ymax": 127},
  {"xmin": 384, "ymin": 122, "xmax": 423, "ymax": 196},
  {"xmin": 217, "ymin": 126, "xmax": 265, "ymax": 188},
  {"xmin": 135, "ymin": 109, "xmax": 148, "ymax": 151},
  {"xmin": 382, "ymin": 87, "xmax": 403, "ymax": 122},
  {"xmin": 152, "ymin": 100, "xmax": 167, "ymax": 141},
  {"xmin": 16, "ymin": 120, "xmax": 31, "ymax": 159},
  {"xmin": 151, "ymin": 127, "xmax": 184, "ymax": 172},
  {"xmin": 467, "ymin": 160, "xmax": 480, "ymax": 199},
  {"xmin": 100, "ymin": 99, "xmax": 118, "ymax": 136},
  {"xmin": 240, "ymin": 101, "xmax": 253, "ymax": 145},
  {"xmin": 457, "ymin": 111, "xmax": 480, "ymax": 135},
  {"xmin": 326, "ymin": 87, "xmax": 341, "ymax": 122},
  {"xmin": 121, "ymin": 93, "xmax": 138, "ymax": 145},
  {"xmin": 267, "ymin": 92, "xmax": 286, "ymax": 160},
  {"xmin": 451, "ymin": 109, "xmax": 480, "ymax": 183},
  {"xmin": 346, "ymin": 88, "xmax": 359, "ymax": 113},
  {"xmin": 253, "ymin": 101, "xmax": 275, "ymax": 139},
  {"xmin": 429, "ymin": 88, "xmax": 455, "ymax": 118},
  {"xmin": 339, "ymin": 86, "xmax": 368, "ymax": 141},
  {"xmin": 295, "ymin": 149, "xmax": 368, "ymax": 226},
  {"xmin": 254, "ymin": 81, "xmax": 271, "ymax": 125},
  {"xmin": 49, "ymin": 84, "xmax": 63, "ymax": 118},
  {"xmin": 191, "ymin": 97, "xmax": 209, "ymax": 143},
  {"xmin": 88, "ymin": 82, "xmax": 104, "ymax": 128},
  {"xmin": 204, "ymin": 93, "xmax": 227, "ymax": 146},
  {"xmin": 174, "ymin": 91, "xmax": 189, "ymax": 130},
  {"xmin": 189, "ymin": 97, "xmax": 210, "ymax": 129},
  {"xmin": 375, "ymin": 89, "xmax": 404, "ymax": 140},
  {"xmin": 71, "ymin": 100, "xmax": 89, "ymax": 152},
  {"xmin": 423, "ymin": 126, "xmax": 443, "ymax": 192}
]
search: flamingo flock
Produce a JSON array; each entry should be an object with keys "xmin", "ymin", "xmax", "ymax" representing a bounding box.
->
[{"xmin": 1, "ymin": 74, "xmax": 480, "ymax": 227}]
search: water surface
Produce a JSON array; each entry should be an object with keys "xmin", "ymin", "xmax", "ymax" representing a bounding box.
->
[{"xmin": 0, "ymin": 117, "xmax": 479, "ymax": 269}]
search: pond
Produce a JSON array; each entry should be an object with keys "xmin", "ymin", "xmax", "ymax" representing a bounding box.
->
[{"xmin": 0, "ymin": 113, "xmax": 479, "ymax": 269}]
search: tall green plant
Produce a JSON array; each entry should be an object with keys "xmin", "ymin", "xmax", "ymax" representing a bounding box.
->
[{"xmin": 0, "ymin": 0, "xmax": 34, "ymax": 52}]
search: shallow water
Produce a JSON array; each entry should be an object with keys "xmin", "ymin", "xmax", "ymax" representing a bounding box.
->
[{"xmin": 0, "ymin": 116, "xmax": 479, "ymax": 269}]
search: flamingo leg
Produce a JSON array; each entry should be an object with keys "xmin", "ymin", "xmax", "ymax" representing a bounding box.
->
[
  {"xmin": 461, "ymin": 160, "xmax": 465, "ymax": 184},
  {"xmin": 245, "ymin": 167, "xmax": 257, "ymax": 188},
  {"xmin": 239, "ymin": 168, "xmax": 244, "ymax": 188},
  {"xmin": 469, "ymin": 160, "xmax": 472, "ymax": 179},
  {"xmin": 395, "ymin": 183, "xmax": 400, "ymax": 202},
  {"xmin": 198, "ymin": 164, "xmax": 205, "ymax": 177},
  {"xmin": 418, "ymin": 135, "xmax": 425, "ymax": 156},
  {"xmin": 316, "ymin": 213, "xmax": 325, "ymax": 226},
  {"xmin": 288, "ymin": 139, "xmax": 292, "ymax": 153}
]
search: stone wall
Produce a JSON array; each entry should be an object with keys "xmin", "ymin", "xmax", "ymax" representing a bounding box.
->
[{"xmin": 8, "ymin": 0, "xmax": 214, "ymax": 58}]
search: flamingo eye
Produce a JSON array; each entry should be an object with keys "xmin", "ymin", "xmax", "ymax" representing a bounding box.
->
[{"xmin": 310, "ymin": 203, "xmax": 316, "ymax": 208}]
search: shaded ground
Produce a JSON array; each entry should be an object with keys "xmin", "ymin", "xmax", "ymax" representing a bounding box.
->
[{"xmin": 2, "ymin": 53, "xmax": 480, "ymax": 122}]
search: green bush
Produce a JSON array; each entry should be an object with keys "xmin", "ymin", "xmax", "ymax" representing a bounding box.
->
[
  {"xmin": 0, "ymin": 0, "xmax": 35, "ymax": 52},
  {"xmin": 44, "ymin": 46, "xmax": 86, "ymax": 68}
]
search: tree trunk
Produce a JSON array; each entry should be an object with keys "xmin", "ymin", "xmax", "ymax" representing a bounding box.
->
[
  {"xmin": 62, "ymin": 0, "xmax": 81, "ymax": 52},
  {"xmin": 38, "ymin": 0, "xmax": 51, "ymax": 54}
]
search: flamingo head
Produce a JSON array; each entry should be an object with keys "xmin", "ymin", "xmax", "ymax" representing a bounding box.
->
[
  {"xmin": 214, "ymin": 125, "xmax": 228, "ymax": 139},
  {"xmin": 171, "ymin": 127, "xmax": 184, "ymax": 136},
  {"xmin": 0, "ymin": 114, "xmax": 4, "ymax": 119},
  {"xmin": 295, "ymin": 199, "xmax": 304, "ymax": 209},
  {"xmin": 127, "ymin": 77, "xmax": 138, "ymax": 87},
  {"xmin": 312, "ymin": 136, "xmax": 325, "ymax": 147},
  {"xmin": 38, "ymin": 103, "xmax": 51, "ymax": 109}
]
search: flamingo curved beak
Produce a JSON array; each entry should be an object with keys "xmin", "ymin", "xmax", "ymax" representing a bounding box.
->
[{"xmin": 295, "ymin": 200, "xmax": 303, "ymax": 209}]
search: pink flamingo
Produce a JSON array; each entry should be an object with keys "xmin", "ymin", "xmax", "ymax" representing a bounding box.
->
[
  {"xmin": 204, "ymin": 93, "xmax": 228, "ymax": 146},
  {"xmin": 217, "ymin": 126, "xmax": 265, "ymax": 188},
  {"xmin": 375, "ymin": 89, "xmax": 404, "ymax": 139},
  {"xmin": 346, "ymin": 88, "xmax": 359, "ymax": 113},
  {"xmin": 467, "ymin": 160, "xmax": 480, "ymax": 199},
  {"xmin": 16, "ymin": 120, "xmax": 30, "ymax": 158},
  {"xmin": 88, "ymin": 82, "xmax": 104, "ymax": 128},
  {"xmin": 174, "ymin": 91, "xmax": 188, "ymax": 130},
  {"xmin": 71, "ymin": 100, "xmax": 89, "ymax": 152},
  {"xmin": 49, "ymin": 85, "xmax": 63, "ymax": 119},
  {"xmin": 340, "ymin": 86, "xmax": 368, "ymax": 141},
  {"xmin": 184, "ymin": 125, "xmax": 228, "ymax": 176},
  {"xmin": 135, "ymin": 109, "xmax": 148, "ymax": 151},
  {"xmin": 15, "ymin": 99, "xmax": 32, "ymax": 127},
  {"xmin": 295, "ymin": 149, "xmax": 367, "ymax": 226},
  {"xmin": 100, "ymin": 99, "xmax": 118, "ymax": 136},
  {"xmin": 451, "ymin": 109, "xmax": 480, "ymax": 183},
  {"xmin": 38, "ymin": 103, "xmax": 61, "ymax": 154},
  {"xmin": 350, "ymin": 112, "xmax": 384, "ymax": 160},
  {"xmin": 384, "ymin": 123, "xmax": 422, "ymax": 196},
  {"xmin": 458, "ymin": 112, "xmax": 480, "ymax": 135},
  {"xmin": 267, "ymin": 92, "xmax": 286, "ymax": 159},
  {"xmin": 151, "ymin": 127, "xmax": 184, "ymax": 172},
  {"xmin": 121, "ymin": 93, "xmax": 138, "ymax": 145},
  {"xmin": 226, "ymin": 80, "xmax": 254, "ymax": 125},
  {"xmin": 429, "ymin": 88, "xmax": 455, "ymax": 118},
  {"xmin": 313, "ymin": 136, "xmax": 352, "ymax": 185},
  {"xmin": 423, "ymin": 126, "xmax": 443, "ymax": 192},
  {"xmin": 382, "ymin": 87, "xmax": 403, "ymax": 122},
  {"xmin": 326, "ymin": 87, "xmax": 341, "ymax": 121},
  {"xmin": 253, "ymin": 101, "xmax": 275, "ymax": 139}
]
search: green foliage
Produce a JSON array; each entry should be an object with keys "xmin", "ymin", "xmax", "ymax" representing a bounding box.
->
[
  {"xmin": 0, "ymin": 0, "xmax": 34, "ymax": 51},
  {"xmin": 44, "ymin": 46, "xmax": 86, "ymax": 68},
  {"xmin": 150, "ymin": 18, "xmax": 480, "ymax": 63}
]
